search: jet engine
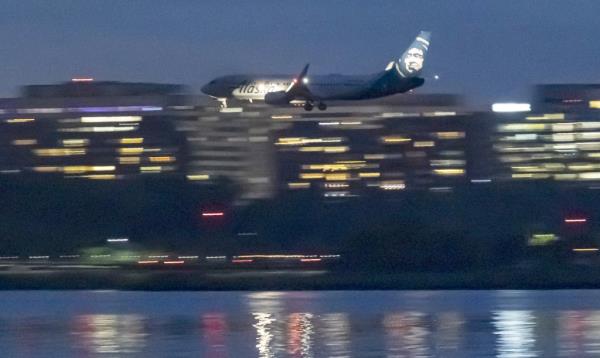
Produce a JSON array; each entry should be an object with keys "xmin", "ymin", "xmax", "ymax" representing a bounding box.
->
[{"xmin": 264, "ymin": 91, "xmax": 291, "ymax": 105}]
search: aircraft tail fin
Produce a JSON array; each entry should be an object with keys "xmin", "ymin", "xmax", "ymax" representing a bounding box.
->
[{"xmin": 396, "ymin": 31, "xmax": 431, "ymax": 78}]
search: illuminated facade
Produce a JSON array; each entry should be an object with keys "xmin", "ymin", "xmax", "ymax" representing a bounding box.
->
[
  {"xmin": 180, "ymin": 93, "xmax": 464, "ymax": 200},
  {"xmin": 491, "ymin": 111, "xmax": 600, "ymax": 184},
  {"xmin": 6, "ymin": 81, "xmax": 600, "ymax": 201},
  {"xmin": 0, "ymin": 81, "xmax": 194, "ymax": 180},
  {"xmin": 0, "ymin": 84, "xmax": 469, "ymax": 199},
  {"xmin": 178, "ymin": 106, "xmax": 275, "ymax": 200},
  {"xmin": 269, "ymin": 96, "xmax": 469, "ymax": 196}
]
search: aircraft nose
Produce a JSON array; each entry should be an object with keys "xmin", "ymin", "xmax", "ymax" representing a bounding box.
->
[{"xmin": 201, "ymin": 83, "xmax": 212, "ymax": 95}]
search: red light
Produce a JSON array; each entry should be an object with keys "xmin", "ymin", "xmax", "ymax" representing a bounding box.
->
[
  {"xmin": 565, "ymin": 218, "xmax": 587, "ymax": 223},
  {"xmin": 202, "ymin": 212, "xmax": 224, "ymax": 217},
  {"xmin": 232, "ymin": 259, "xmax": 253, "ymax": 263}
]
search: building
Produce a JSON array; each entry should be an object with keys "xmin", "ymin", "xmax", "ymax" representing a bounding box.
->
[
  {"xmin": 269, "ymin": 94, "xmax": 471, "ymax": 197},
  {"xmin": 489, "ymin": 110, "xmax": 600, "ymax": 185},
  {"xmin": 0, "ymin": 83, "xmax": 477, "ymax": 199},
  {"xmin": 484, "ymin": 84, "xmax": 600, "ymax": 185},
  {"xmin": 533, "ymin": 84, "xmax": 600, "ymax": 112},
  {"xmin": 0, "ymin": 80, "xmax": 195, "ymax": 180},
  {"xmin": 173, "ymin": 92, "xmax": 469, "ymax": 200},
  {"xmin": 178, "ymin": 105, "xmax": 275, "ymax": 200},
  {"xmin": 8, "ymin": 80, "xmax": 600, "ymax": 202}
]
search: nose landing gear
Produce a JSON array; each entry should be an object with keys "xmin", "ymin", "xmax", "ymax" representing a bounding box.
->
[
  {"xmin": 217, "ymin": 98, "xmax": 228, "ymax": 109},
  {"xmin": 303, "ymin": 101, "xmax": 314, "ymax": 111}
]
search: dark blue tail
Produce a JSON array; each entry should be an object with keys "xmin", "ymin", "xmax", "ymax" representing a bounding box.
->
[{"xmin": 397, "ymin": 31, "xmax": 431, "ymax": 78}]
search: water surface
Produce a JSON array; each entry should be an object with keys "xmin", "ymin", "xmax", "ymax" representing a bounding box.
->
[{"xmin": 1, "ymin": 290, "xmax": 600, "ymax": 357}]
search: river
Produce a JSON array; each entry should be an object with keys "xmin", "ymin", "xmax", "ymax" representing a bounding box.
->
[{"xmin": 1, "ymin": 290, "xmax": 599, "ymax": 357}]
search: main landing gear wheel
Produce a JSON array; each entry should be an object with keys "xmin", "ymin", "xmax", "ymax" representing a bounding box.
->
[
  {"xmin": 317, "ymin": 102, "xmax": 327, "ymax": 111},
  {"xmin": 304, "ymin": 101, "xmax": 314, "ymax": 111}
]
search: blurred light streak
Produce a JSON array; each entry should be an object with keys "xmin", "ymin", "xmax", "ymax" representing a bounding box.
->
[
  {"xmin": 206, "ymin": 256, "xmax": 227, "ymax": 260},
  {"xmin": 202, "ymin": 212, "xmax": 224, "ymax": 217},
  {"xmin": 573, "ymin": 248, "xmax": 599, "ymax": 253},
  {"xmin": 6, "ymin": 118, "xmax": 35, "ymax": 123},
  {"xmin": 492, "ymin": 103, "xmax": 531, "ymax": 112},
  {"xmin": 80, "ymin": 116, "xmax": 141, "ymax": 123},
  {"xmin": 565, "ymin": 218, "xmax": 587, "ymax": 223}
]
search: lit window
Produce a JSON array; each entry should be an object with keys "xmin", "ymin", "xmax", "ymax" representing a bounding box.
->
[
  {"xmin": 435, "ymin": 131, "xmax": 465, "ymax": 139},
  {"xmin": 433, "ymin": 168, "xmax": 465, "ymax": 176},
  {"xmin": 80, "ymin": 116, "xmax": 142, "ymax": 123},
  {"xmin": 414, "ymin": 141, "xmax": 435, "ymax": 148},
  {"xmin": 381, "ymin": 136, "xmax": 411, "ymax": 143},
  {"xmin": 288, "ymin": 182, "xmax": 310, "ymax": 189}
]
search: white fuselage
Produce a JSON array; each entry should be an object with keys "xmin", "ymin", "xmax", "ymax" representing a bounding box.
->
[
  {"xmin": 202, "ymin": 72, "xmax": 425, "ymax": 105},
  {"xmin": 231, "ymin": 79, "xmax": 292, "ymax": 101}
]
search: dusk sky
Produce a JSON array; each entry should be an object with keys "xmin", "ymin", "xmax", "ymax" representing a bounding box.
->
[{"xmin": 1, "ymin": 1, "xmax": 599, "ymax": 106}]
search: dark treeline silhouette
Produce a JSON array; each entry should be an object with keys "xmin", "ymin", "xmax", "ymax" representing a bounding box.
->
[
  {"xmin": 0, "ymin": 174, "xmax": 235, "ymax": 254},
  {"xmin": 234, "ymin": 182, "xmax": 599, "ymax": 271},
  {"xmin": 0, "ymin": 176, "xmax": 598, "ymax": 272}
]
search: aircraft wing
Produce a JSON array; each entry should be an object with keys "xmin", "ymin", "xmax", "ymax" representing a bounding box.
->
[{"xmin": 284, "ymin": 63, "xmax": 316, "ymax": 101}]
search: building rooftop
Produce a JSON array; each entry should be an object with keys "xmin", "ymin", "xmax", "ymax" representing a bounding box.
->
[{"xmin": 21, "ymin": 81, "xmax": 187, "ymax": 99}]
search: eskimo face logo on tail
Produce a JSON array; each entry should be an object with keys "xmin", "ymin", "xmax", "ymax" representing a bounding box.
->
[
  {"xmin": 397, "ymin": 31, "xmax": 430, "ymax": 78},
  {"xmin": 404, "ymin": 47, "xmax": 424, "ymax": 73}
]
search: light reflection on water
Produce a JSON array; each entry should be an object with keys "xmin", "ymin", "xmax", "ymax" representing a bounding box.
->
[
  {"xmin": 72, "ymin": 314, "xmax": 148, "ymax": 354},
  {"xmin": 3, "ymin": 291, "xmax": 600, "ymax": 356},
  {"xmin": 493, "ymin": 310, "xmax": 537, "ymax": 358}
]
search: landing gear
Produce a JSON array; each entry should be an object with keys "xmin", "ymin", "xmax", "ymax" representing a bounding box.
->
[
  {"xmin": 217, "ymin": 98, "xmax": 228, "ymax": 108},
  {"xmin": 303, "ymin": 101, "xmax": 327, "ymax": 111}
]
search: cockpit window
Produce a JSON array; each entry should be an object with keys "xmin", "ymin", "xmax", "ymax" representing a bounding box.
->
[{"xmin": 209, "ymin": 80, "xmax": 217, "ymax": 85}]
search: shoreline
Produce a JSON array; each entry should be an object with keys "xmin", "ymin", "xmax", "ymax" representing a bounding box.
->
[{"xmin": 0, "ymin": 266, "xmax": 598, "ymax": 290}]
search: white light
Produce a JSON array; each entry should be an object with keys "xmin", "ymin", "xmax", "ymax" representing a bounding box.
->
[
  {"xmin": 492, "ymin": 103, "xmax": 531, "ymax": 113},
  {"xmin": 107, "ymin": 238, "xmax": 129, "ymax": 243},
  {"xmin": 434, "ymin": 75, "xmax": 440, "ymax": 80},
  {"xmin": 81, "ymin": 116, "xmax": 141, "ymax": 123},
  {"xmin": 220, "ymin": 107, "xmax": 243, "ymax": 113},
  {"xmin": 302, "ymin": 77, "xmax": 309, "ymax": 84}
]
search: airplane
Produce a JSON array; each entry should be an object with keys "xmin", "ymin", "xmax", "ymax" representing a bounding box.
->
[{"xmin": 201, "ymin": 31, "xmax": 431, "ymax": 111}]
